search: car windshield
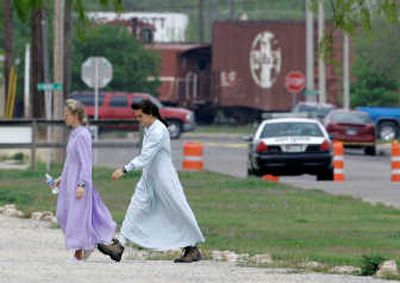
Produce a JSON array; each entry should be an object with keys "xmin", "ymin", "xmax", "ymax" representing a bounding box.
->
[
  {"xmin": 331, "ymin": 112, "xmax": 370, "ymax": 124},
  {"xmin": 295, "ymin": 104, "xmax": 334, "ymax": 118},
  {"xmin": 70, "ymin": 94, "xmax": 104, "ymax": 106},
  {"xmin": 261, "ymin": 122, "xmax": 324, "ymax": 138},
  {"xmin": 132, "ymin": 95, "xmax": 163, "ymax": 109}
]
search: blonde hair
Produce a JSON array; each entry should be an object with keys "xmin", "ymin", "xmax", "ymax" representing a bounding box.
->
[{"xmin": 65, "ymin": 99, "xmax": 88, "ymax": 125}]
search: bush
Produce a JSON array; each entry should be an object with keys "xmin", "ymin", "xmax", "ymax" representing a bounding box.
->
[
  {"xmin": 360, "ymin": 254, "xmax": 387, "ymax": 276},
  {"xmin": 12, "ymin": 152, "xmax": 25, "ymax": 161},
  {"xmin": 350, "ymin": 72, "xmax": 399, "ymax": 108}
]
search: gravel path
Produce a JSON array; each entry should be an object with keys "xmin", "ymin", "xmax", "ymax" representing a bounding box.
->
[{"xmin": 0, "ymin": 214, "xmax": 394, "ymax": 283}]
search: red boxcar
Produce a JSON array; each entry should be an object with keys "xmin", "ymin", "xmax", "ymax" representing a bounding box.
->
[{"xmin": 149, "ymin": 20, "xmax": 346, "ymax": 124}]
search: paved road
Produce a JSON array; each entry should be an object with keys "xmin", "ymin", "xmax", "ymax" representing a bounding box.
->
[
  {"xmin": 0, "ymin": 214, "xmax": 393, "ymax": 283},
  {"xmin": 96, "ymin": 133, "xmax": 400, "ymax": 208}
]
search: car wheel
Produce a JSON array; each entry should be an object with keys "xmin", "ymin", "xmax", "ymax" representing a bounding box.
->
[
  {"xmin": 316, "ymin": 168, "xmax": 334, "ymax": 181},
  {"xmin": 378, "ymin": 121, "xmax": 398, "ymax": 141},
  {"xmin": 364, "ymin": 146, "xmax": 376, "ymax": 156},
  {"xmin": 167, "ymin": 120, "xmax": 182, "ymax": 139},
  {"xmin": 247, "ymin": 166, "xmax": 254, "ymax": 176},
  {"xmin": 247, "ymin": 161, "xmax": 262, "ymax": 177}
]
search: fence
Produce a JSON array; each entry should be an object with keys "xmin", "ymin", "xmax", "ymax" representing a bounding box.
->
[{"xmin": 0, "ymin": 119, "xmax": 141, "ymax": 170}]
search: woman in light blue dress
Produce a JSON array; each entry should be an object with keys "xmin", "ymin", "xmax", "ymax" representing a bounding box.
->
[{"xmin": 98, "ymin": 100, "xmax": 205, "ymax": 263}]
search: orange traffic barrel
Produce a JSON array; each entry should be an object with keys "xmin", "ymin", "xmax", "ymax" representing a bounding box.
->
[
  {"xmin": 182, "ymin": 142, "xmax": 204, "ymax": 171},
  {"xmin": 391, "ymin": 141, "xmax": 400, "ymax": 182},
  {"xmin": 262, "ymin": 174, "xmax": 280, "ymax": 182},
  {"xmin": 333, "ymin": 141, "xmax": 345, "ymax": 182}
]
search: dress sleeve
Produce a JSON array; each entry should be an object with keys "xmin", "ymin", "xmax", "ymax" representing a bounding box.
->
[
  {"xmin": 75, "ymin": 132, "xmax": 92, "ymax": 187},
  {"xmin": 125, "ymin": 127, "xmax": 165, "ymax": 171}
]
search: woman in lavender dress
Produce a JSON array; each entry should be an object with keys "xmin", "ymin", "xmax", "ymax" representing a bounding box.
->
[{"xmin": 55, "ymin": 99, "xmax": 116, "ymax": 261}]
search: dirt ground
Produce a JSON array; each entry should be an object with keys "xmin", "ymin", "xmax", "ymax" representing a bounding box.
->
[{"xmin": 0, "ymin": 214, "xmax": 395, "ymax": 283}]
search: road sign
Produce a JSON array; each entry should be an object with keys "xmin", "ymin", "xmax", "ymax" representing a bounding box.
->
[
  {"xmin": 285, "ymin": 71, "xmax": 305, "ymax": 94},
  {"xmin": 81, "ymin": 57, "xmax": 112, "ymax": 88},
  {"xmin": 303, "ymin": 89, "xmax": 319, "ymax": 96},
  {"xmin": 37, "ymin": 83, "xmax": 63, "ymax": 91}
]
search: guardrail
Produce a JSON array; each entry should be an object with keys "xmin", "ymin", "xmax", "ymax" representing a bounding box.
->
[{"xmin": 0, "ymin": 119, "xmax": 140, "ymax": 170}]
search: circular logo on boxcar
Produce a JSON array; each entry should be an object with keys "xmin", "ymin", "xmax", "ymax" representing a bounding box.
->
[{"xmin": 249, "ymin": 31, "xmax": 281, "ymax": 89}]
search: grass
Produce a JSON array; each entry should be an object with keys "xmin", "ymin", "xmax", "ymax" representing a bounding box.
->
[{"xmin": 1, "ymin": 165, "xmax": 400, "ymax": 270}]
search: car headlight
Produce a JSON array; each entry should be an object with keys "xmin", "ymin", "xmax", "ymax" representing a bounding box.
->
[{"xmin": 186, "ymin": 112, "xmax": 194, "ymax": 123}]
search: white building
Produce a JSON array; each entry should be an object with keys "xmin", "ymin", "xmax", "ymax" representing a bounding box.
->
[{"xmin": 87, "ymin": 12, "xmax": 189, "ymax": 43}]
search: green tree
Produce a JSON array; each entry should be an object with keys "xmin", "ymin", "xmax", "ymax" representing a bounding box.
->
[
  {"xmin": 311, "ymin": 0, "xmax": 399, "ymax": 35},
  {"xmin": 349, "ymin": 19, "xmax": 400, "ymax": 107},
  {"xmin": 350, "ymin": 72, "xmax": 399, "ymax": 107},
  {"xmin": 8, "ymin": 0, "xmax": 122, "ymax": 117},
  {"xmin": 71, "ymin": 25, "xmax": 161, "ymax": 94},
  {"xmin": 353, "ymin": 20, "xmax": 400, "ymax": 82}
]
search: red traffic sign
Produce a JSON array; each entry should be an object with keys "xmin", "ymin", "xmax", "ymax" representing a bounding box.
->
[{"xmin": 285, "ymin": 71, "xmax": 305, "ymax": 94}]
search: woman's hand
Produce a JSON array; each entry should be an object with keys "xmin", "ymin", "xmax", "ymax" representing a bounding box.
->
[
  {"xmin": 75, "ymin": 186, "xmax": 85, "ymax": 199},
  {"xmin": 112, "ymin": 168, "xmax": 125, "ymax": 181}
]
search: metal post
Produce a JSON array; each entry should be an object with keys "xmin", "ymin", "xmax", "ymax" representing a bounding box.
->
[
  {"xmin": 24, "ymin": 44, "xmax": 31, "ymax": 118},
  {"xmin": 292, "ymin": 93, "xmax": 297, "ymax": 109},
  {"xmin": 31, "ymin": 120, "xmax": 37, "ymax": 170},
  {"xmin": 306, "ymin": 0, "xmax": 315, "ymax": 102},
  {"xmin": 93, "ymin": 59, "xmax": 99, "ymax": 164}
]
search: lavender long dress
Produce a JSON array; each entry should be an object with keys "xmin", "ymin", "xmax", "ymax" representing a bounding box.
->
[{"xmin": 56, "ymin": 126, "xmax": 116, "ymax": 250}]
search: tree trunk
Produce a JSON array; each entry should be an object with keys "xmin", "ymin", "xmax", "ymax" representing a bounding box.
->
[
  {"xmin": 64, "ymin": 0, "xmax": 72, "ymax": 102},
  {"xmin": 3, "ymin": 0, "xmax": 13, "ymax": 111},
  {"xmin": 30, "ymin": 8, "xmax": 45, "ymax": 118}
]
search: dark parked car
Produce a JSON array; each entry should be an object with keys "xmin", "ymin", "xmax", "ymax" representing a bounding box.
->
[
  {"xmin": 324, "ymin": 109, "xmax": 376, "ymax": 155},
  {"xmin": 245, "ymin": 117, "xmax": 334, "ymax": 181}
]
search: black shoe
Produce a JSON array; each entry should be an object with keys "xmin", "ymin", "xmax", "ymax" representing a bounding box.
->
[
  {"xmin": 174, "ymin": 246, "xmax": 202, "ymax": 263},
  {"xmin": 97, "ymin": 238, "xmax": 125, "ymax": 262}
]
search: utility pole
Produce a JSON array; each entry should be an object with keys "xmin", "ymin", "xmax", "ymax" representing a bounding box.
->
[
  {"xmin": 199, "ymin": 0, "xmax": 205, "ymax": 42},
  {"xmin": 229, "ymin": 0, "xmax": 235, "ymax": 20},
  {"xmin": 63, "ymin": 0, "xmax": 72, "ymax": 101},
  {"xmin": 306, "ymin": 0, "xmax": 315, "ymax": 103},
  {"xmin": 343, "ymin": 33, "xmax": 350, "ymax": 110},
  {"xmin": 54, "ymin": 0, "xmax": 65, "ymax": 119},
  {"xmin": 41, "ymin": 10, "xmax": 52, "ymax": 171},
  {"xmin": 210, "ymin": 0, "xmax": 218, "ymax": 32},
  {"xmin": 318, "ymin": 0, "xmax": 326, "ymax": 103},
  {"xmin": 53, "ymin": 0, "xmax": 66, "ymax": 164}
]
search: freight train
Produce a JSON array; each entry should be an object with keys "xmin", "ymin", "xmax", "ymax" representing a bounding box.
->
[{"xmin": 149, "ymin": 20, "xmax": 345, "ymax": 124}]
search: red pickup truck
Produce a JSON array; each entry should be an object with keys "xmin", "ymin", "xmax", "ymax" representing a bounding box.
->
[{"xmin": 69, "ymin": 91, "xmax": 196, "ymax": 139}]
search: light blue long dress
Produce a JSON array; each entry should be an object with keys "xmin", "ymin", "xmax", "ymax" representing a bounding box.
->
[{"xmin": 121, "ymin": 119, "xmax": 205, "ymax": 251}]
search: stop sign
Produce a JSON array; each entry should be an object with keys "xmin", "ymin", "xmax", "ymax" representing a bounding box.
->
[
  {"xmin": 285, "ymin": 71, "xmax": 305, "ymax": 94},
  {"xmin": 81, "ymin": 57, "xmax": 112, "ymax": 88}
]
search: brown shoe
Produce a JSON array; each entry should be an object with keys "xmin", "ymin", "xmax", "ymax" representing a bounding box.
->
[
  {"xmin": 74, "ymin": 249, "xmax": 83, "ymax": 261},
  {"xmin": 97, "ymin": 238, "xmax": 124, "ymax": 262},
  {"xmin": 174, "ymin": 246, "xmax": 202, "ymax": 263}
]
